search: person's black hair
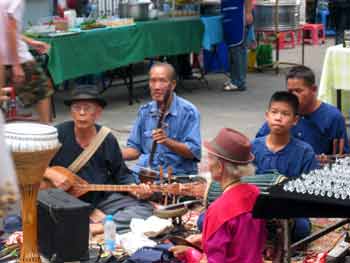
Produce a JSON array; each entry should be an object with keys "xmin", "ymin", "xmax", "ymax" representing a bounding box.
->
[
  {"xmin": 268, "ymin": 91, "xmax": 299, "ymax": 116},
  {"xmin": 286, "ymin": 65, "xmax": 315, "ymax": 87}
]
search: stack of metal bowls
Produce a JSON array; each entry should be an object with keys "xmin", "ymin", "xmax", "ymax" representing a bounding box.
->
[
  {"xmin": 254, "ymin": 0, "xmax": 300, "ymax": 31},
  {"xmin": 119, "ymin": 1, "xmax": 150, "ymax": 21}
]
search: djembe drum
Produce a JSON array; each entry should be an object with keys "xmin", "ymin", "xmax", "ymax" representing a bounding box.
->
[{"xmin": 4, "ymin": 122, "xmax": 60, "ymax": 263}]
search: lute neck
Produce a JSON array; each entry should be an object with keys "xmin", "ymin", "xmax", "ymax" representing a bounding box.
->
[{"xmin": 76, "ymin": 183, "xmax": 167, "ymax": 193}]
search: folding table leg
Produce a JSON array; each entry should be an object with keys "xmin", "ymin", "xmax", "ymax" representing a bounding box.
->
[
  {"xmin": 337, "ymin": 89, "xmax": 342, "ymax": 111},
  {"xmin": 127, "ymin": 65, "xmax": 134, "ymax": 105}
]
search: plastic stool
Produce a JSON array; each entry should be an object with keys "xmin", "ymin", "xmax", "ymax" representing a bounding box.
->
[
  {"xmin": 302, "ymin": 23, "xmax": 326, "ymax": 45},
  {"xmin": 278, "ymin": 31, "xmax": 296, "ymax": 49},
  {"xmin": 263, "ymin": 31, "xmax": 296, "ymax": 49}
]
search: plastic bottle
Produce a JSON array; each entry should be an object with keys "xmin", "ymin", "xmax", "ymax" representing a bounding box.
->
[{"xmin": 104, "ymin": 215, "xmax": 116, "ymax": 253}]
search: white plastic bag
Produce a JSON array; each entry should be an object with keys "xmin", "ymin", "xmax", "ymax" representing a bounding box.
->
[
  {"xmin": 130, "ymin": 216, "xmax": 173, "ymax": 237},
  {"xmin": 119, "ymin": 232, "xmax": 156, "ymax": 255}
]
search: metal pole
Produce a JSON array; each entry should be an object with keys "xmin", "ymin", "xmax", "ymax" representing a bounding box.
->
[
  {"xmin": 290, "ymin": 218, "xmax": 350, "ymax": 250},
  {"xmin": 274, "ymin": 0, "xmax": 280, "ymax": 74},
  {"xmin": 282, "ymin": 219, "xmax": 291, "ymax": 263},
  {"xmin": 302, "ymin": 27, "xmax": 305, "ymax": 65}
]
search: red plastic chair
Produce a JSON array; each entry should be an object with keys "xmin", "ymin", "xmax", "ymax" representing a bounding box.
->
[{"xmin": 302, "ymin": 23, "xmax": 326, "ymax": 45}]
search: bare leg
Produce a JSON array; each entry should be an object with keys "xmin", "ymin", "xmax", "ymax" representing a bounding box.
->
[{"xmin": 36, "ymin": 96, "xmax": 52, "ymax": 124}]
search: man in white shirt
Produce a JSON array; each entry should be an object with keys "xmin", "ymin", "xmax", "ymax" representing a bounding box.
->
[{"xmin": 0, "ymin": 0, "xmax": 53, "ymax": 123}]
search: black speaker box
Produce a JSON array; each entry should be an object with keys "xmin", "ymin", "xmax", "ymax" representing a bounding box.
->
[{"xmin": 38, "ymin": 189, "xmax": 92, "ymax": 262}]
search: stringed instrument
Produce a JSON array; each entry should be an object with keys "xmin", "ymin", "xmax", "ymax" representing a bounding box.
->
[
  {"xmin": 137, "ymin": 89, "xmax": 174, "ymax": 183},
  {"xmin": 42, "ymin": 166, "xmax": 206, "ymax": 198},
  {"xmin": 148, "ymin": 89, "xmax": 172, "ymax": 167}
]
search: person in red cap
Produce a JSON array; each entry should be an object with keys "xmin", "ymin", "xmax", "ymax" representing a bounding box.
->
[{"xmin": 170, "ymin": 128, "xmax": 266, "ymax": 263}]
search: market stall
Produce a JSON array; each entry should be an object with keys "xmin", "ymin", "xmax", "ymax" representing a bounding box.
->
[{"xmin": 38, "ymin": 17, "xmax": 204, "ymax": 85}]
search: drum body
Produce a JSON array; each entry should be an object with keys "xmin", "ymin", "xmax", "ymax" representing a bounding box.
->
[
  {"xmin": 255, "ymin": 0, "xmax": 300, "ymax": 31},
  {"xmin": 4, "ymin": 122, "xmax": 60, "ymax": 263},
  {"xmin": 205, "ymin": 173, "xmax": 286, "ymax": 207}
]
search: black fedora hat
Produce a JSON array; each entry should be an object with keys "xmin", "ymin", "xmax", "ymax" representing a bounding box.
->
[{"xmin": 64, "ymin": 86, "xmax": 107, "ymax": 108}]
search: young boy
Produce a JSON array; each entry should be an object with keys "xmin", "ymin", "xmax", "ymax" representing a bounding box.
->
[
  {"xmin": 252, "ymin": 91, "xmax": 319, "ymax": 178},
  {"xmin": 252, "ymin": 91, "xmax": 319, "ymax": 241}
]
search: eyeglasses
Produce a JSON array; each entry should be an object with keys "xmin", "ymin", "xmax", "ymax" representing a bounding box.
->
[{"xmin": 71, "ymin": 104, "xmax": 96, "ymax": 113}]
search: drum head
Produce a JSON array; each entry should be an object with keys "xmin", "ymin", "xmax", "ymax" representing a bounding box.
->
[
  {"xmin": 5, "ymin": 122, "xmax": 57, "ymax": 135},
  {"xmin": 5, "ymin": 122, "xmax": 59, "ymax": 152}
]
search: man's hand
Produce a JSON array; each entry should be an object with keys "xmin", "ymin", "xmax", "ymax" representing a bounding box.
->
[
  {"xmin": 186, "ymin": 234, "xmax": 202, "ymax": 247},
  {"xmin": 44, "ymin": 168, "xmax": 73, "ymax": 191},
  {"xmin": 50, "ymin": 174, "xmax": 72, "ymax": 191},
  {"xmin": 29, "ymin": 40, "xmax": 50, "ymax": 54},
  {"xmin": 0, "ymin": 87, "xmax": 12, "ymax": 102},
  {"xmin": 130, "ymin": 183, "xmax": 153, "ymax": 199},
  {"xmin": 317, "ymin": 154, "xmax": 329, "ymax": 166},
  {"xmin": 152, "ymin": 128, "xmax": 168, "ymax": 144},
  {"xmin": 152, "ymin": 128, "xmax": 195, "ymax": 159},
  {"xmin": 246, "ymin": 11, "xmax": 253, "ymax": 25},
  {"xmin": 12, "ymin": 64, "xmax": 25, "ymax": 85},
  {"xmin": 169, "ymin": 245, "xmax": 190, "ymax": 259},
  {"xmin": 31, "ymin": 40, "xmax": 50, "ymax": 54}
]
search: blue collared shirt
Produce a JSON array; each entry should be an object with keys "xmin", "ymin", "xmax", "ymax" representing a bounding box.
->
[
  {"xmin": 256, "ymin": 102, "xmax": 349, "ymax": 155},
  {"xmin": 127, "ymin": 93, "xmax": 201, "ymax": 176},
  {"xmin": 252, "ymin": 136, "xmax": 319, "ymax": 178}
]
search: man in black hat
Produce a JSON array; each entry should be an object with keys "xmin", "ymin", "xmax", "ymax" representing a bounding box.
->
[{"xmin": 44, "ymin": 86, "xmax": 153, "ymax": 234}]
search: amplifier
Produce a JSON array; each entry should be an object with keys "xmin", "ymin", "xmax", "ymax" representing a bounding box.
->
[{"xmin": 38, "ymin": 189, "xmax": 92, "ymax": 262}]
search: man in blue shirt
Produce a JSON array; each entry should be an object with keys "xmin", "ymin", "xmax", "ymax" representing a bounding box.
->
[
  {"xmin": 256, "ymin": 65, "xmax": 349, "ymax": 157},
  {"xmin": 122, "ymin": 63, "xmax": 201, "ymax": 180}
]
